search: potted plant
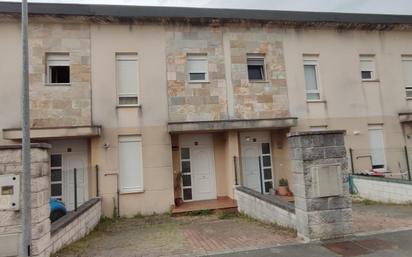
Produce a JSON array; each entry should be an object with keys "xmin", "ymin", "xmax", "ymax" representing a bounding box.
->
[
  {"xmin": 277, "ymin": 178, "xmax": 289, "ymax": 196},
  {"xmin": 174, "ymin": 171, "xmax": 183, "ymax": 206}
]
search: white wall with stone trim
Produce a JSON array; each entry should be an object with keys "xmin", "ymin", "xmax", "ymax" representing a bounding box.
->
[
  {"xmin": 50, "ymin": 199, "xmax": 101, "ymax": 254},
  {"xmin": 353, "ymin": 176, "xmax": 412, "ymax": 204},
  {"xmin": 236, "ymin": 189, "xmax": 296, "ymax": 229}
]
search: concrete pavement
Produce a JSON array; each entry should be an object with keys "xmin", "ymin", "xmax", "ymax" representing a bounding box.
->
[{"xmin": 207, "ymin": 229, "xmax": 412, "ymax": 257}]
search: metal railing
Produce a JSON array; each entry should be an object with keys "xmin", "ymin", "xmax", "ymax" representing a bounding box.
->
[{"xmin": 349, "ymin": 146, "xmax": 412, "ymax": 181}]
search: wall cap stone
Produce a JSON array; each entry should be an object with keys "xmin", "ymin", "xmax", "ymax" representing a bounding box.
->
[
  {"xmin": 352, "ymin": 174, "xmax": 412, "ymax": 185},
  {"xmin": 0, "ymin": 143, "xmax": 51, "ymax": 150},
  {"xmin": 287, "ymin": 130, "xmax": 346, "ymax": 138},
  {"xmin": 51, "ymin": 198, "xmax": 101, "ymax": 235},
  {"xmin": 169, "ymin": 117, "xmax": 298, "ymax": 133}
]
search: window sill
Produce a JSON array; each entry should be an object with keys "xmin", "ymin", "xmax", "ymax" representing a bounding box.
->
[
  {"xmin": 188, "ymin": 81, "xmax": 210, "ymax": 84},
  {"xmin": 45, "ymin": 83, "xmax": 71, "ymax": 86},
  {"xmin": 120, "ymin": 190, "xmax": 144, "ymax": 195},
  {"xmin": 406, "ymin": 97, "xmax": 412, "ymax": 101},
  {"xmin": 306, "ymin": 100, "xmax": 326, "ymax": 103},
  {"xmin": 361, "ymin": 79, "xmax": 380, "ymax": 83},
  {"xmin": 248, "ymin": 80, "xmax": 269, "ymax": 83},
  {"xmin": 116, "ymin": 104, "xmax": 141, "ymax": 109}
]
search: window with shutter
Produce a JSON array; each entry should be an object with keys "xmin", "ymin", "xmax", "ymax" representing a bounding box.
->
[
  {"xmin": 303, "ymin": 55, "xmax": 321, "ymax": 101},
  {"xmin": 116, "ymin": 53, "xmax": 139, "ymax": 106},
  {"xmin": 247, "ymin": 54, "xmax": 265, "ymax": 81},
  {"xmin": 402, "ymin": 56, "xmax": 412, "ymax": 98},
  {"xmin": 47, "ymin": 53, "xmax": 70, "ymax": 85},
  {"xmin": 118, "ymin": 136, "xmax": 144, "ymax": 193},
  {"xmin": 187, "ymin": 54, "xmax": 208, "ymax": 82},
  {"xmin": 360, "ymin": 55, "xmax": 377, "ymax": 81}
]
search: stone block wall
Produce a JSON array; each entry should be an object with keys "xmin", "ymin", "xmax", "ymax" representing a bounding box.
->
[
  {"xmin": 50, "ymin": 198, "xmax": 101, "ymax": 254},
  {"xmin": 229, "ymin": 30, "xmax": 289, "ymax": 119},
  {"xmin": 166, "ymin": 24, "xmax": 290, "ymax": 122},
  {"xmin": 236, "ymin": 187, "xmax": 296, "ymax": 229},
  {"xmin": 288, "ymin": 130, "xmax": 352, "ymax": 241},
  {"xmin": 29, "ymin": 19, "xmax": 91, "ymax": 128},
  {"xmin": 0, "ymin": 144, "xmax": 51, "ymax": 257},
  {"xmin": 166, "ymin": 27, "xmax": 227, "ymax": 122},
  {"xmin": 353, "ymin": 175, "xmax": 412, "ymax": 204}
]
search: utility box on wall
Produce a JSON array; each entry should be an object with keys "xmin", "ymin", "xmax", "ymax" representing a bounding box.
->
[
  {"xmin": 311, "ymin": 164, "xmax": 342, "ymax": 198},
  {"xmin": 0, "ymin": 174, "xmax": 20, "ymax": 211}
]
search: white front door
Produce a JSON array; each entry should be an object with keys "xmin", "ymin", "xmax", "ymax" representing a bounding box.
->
[
  {"xmin": 65, "ymin": 153, "xmax": 88, "ymax": 211},
  {"xmin": 241, "ymin": 144, "xmax": 261, "ymax": 192},
  {"xmin": 180, "ymin": 134, "xmax": 217, "ymax": 201},
  {"xmin": 240, "ymin": 131, "xmax": 274, "ymax": 194}
]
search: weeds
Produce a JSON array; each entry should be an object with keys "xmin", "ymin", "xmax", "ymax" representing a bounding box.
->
[{"xmin": 216, "ymin": 210, "xmax": 238, "ymax": 219}]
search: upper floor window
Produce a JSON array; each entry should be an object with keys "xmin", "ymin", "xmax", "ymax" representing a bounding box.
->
[
  {"xmin": 47, "ymin": 53, "xmax": 70, "ymax": 85},
  {"xmin": 402, "ymin": 56, "xmax": 412, "ymax": 98},
  {"xmin": 247, "ymin": 54, "xmax": 265, "ymax": 81},
  {"xmin": 116, "ymin": 53, "xmax": 139, "ymax": 106},
  {"xmin": 360, "ymin": 55, "xmax": 377, "ymax": 81},
  {"xmin": 303, "ymin": 55, "xmax": 321, "ymax": 101},
  {"xmin": 187, "ymin": 54, "xmax": 208, "ymax": 82}
]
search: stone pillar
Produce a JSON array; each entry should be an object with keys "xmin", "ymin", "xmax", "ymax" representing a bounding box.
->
[
  {"xmin": 288, "ymin": 131, "xmax": 352, "ymax": 241},
  {"xmin": 0, "ymin": 144, "xmax": 51, "ymax": 257}
]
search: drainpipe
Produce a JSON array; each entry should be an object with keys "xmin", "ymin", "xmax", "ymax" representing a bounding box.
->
[{"xmin": 95, "ymin": 165, "xmax": 99, "ymax": 197}]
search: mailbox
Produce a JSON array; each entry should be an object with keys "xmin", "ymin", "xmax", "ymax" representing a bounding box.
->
[
  {"xmin": 0, "ymin": 174, "xmax": 20, "ymax": 210},
  {"xmin": 311, "ymin": 164, "xmax": 342, "ymax": 198}
]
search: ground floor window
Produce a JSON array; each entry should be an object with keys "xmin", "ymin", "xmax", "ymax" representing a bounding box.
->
[
  {"xmin": 118, "ymin": 136, "xmax": 144, "ymax": 193},
  {"xmin": 50, "ymin": 154, "xmax": 63, "ymax": 201}
]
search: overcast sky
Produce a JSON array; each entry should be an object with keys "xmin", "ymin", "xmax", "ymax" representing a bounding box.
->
[{"xmin": 2, "ymin": 0, "xmax": 412, "ymax": 15}]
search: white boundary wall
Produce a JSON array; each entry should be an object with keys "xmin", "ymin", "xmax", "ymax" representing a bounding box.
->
[
  {"xmin": 353, "ymin": 176, "xmax": 412, "ymax": 203},
  {"xmin": 236, "ymin": 187, "xmax": 296, "ymax": 229}
]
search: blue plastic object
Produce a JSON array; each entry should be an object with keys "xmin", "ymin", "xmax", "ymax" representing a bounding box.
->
[{"xmin": 49, "ymin": 198, "xmax": 67, "ymax": 222}]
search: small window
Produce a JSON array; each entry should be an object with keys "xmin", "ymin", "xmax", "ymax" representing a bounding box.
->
[
  {"xmin": 187, "ymin": 54, "xmax": 208, "ymax": 82},
  {"xmin": 247, "ymin": 54, "xmax": 265, "ymax": 81},
  {"xmin": 118, "ymin": 136, "xmax": 143, "ymax": 193},
  {"xmin": 303, "ymin": 56, "xmax": 321, "ymax": 101},
  {"xmin": 47, "ymin": 53, "xmax": 70, "ymax": 84},
  {"xmin": 116, "ymin": 53, "xmax": 139, "ymax": 106},
  {"xmin": 360, "ymin": 55, "xmax": 377, "ymax": 81},
  {"xmin": 402, "ymin": 56, "xmax": 412, "ymax": 98}
]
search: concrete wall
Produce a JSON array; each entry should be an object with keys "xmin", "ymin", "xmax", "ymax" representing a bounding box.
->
[
  {"xmin": 236, "ymin": 187, "xmax": 296, "ymax": 229},
  {"xmin": 89, "ymin": 23, "xmax": 174, "ymax": 217},
  {"xmin": 50, "ymin": 199, "xmax": 101, "ymax": 254},
  {"xmin": 353, "ymin": 175, "xmax": 412, "ymax": 204}
]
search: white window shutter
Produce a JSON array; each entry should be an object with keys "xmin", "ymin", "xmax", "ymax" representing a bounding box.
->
[
  {"xmin": 119, "ymin": 136, "xmax": 143, "ymax": 193},
  {"xmin": 360, "ymin": 60, "xmax": 374, "ymax": 72},
  {"xmin": 368, "ymin": 126, "xmax": 385, "ymax": 168},
  {"xmin": 47, "ymin": 53, "xmax": 69, "ymax": 66},
  {"xmin": 116, "ymin": 53, "xmax": 138, "ymax": 96},
  {"xmin": 402, "ymin": 59, "xmax": 412, "ymax": 86}
]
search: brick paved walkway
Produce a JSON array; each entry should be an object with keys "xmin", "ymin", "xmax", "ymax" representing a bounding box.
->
[{"xmin": 54, "ymin": 214, "xmax": 297, "ymax": 257}]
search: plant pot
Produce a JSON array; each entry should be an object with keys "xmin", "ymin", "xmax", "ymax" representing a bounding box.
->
[
  {"xmin": 174, "ymin": 197, "xmax": 183, "ymax": 207},
  {"xmin": 277, "ymin": 186, "xmax": 289, "ymax": 196}
]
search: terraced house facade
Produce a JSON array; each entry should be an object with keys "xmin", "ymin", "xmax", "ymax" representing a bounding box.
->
[{"xmin": 1, "ymin": 2, "xmax": 412, "ymax": 217}]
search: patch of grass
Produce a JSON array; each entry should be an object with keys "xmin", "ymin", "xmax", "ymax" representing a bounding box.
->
[
  {"xmin": 238, "ymin": 212, "xmax": 297, "ymax": 237},
  {"xmin": 216, "ymin": 210, "xmax": 238, "ymax": 219},
  {"xmin": 188, "ymin": 209, "xmax": 213, "ymax": 216},
  {"xmin": 352, "ymin": 196, "xmax": 412, "ymax": 206},
  {"xmin": 133, "ymin": 212, "xmax": 144, "ymax": 218}
]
